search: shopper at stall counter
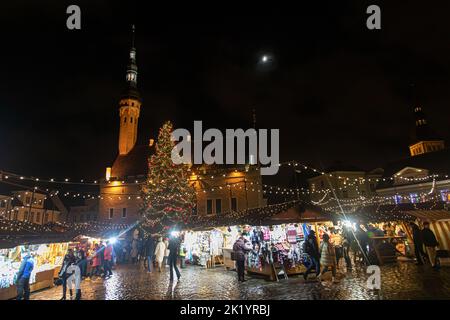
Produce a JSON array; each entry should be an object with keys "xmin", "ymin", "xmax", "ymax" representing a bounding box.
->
[
  {"xmin": 318, "ymin": 233, "xmax": 338, "ymax": 282},
  {"xmin": 154, "ymin": 237, "xmax": 166, "ymax": 272},
  {"xmin": 421, "ymin": 221, "xmax": 440, "ymax": 269},
  {"xmin": 302, "ymin": 230, "xmax": 320, "ymax": 281},
  {"xmin": 409, "ymin": 222, "xmax": 426, "ymax": 266},
  {"xmin": 16, "ymin": 250, "xmax": 34, "ymax": 300},
  {"xmin": 168, "ymin": 234, "xmax": 182, "ymax": 281},
  {"xmin": 233, "ymin": 236, "xmax": 250, "ymax": 282}
]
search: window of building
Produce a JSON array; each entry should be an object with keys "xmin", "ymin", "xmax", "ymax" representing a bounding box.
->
[
  {"xmin": 124, "ymin": 117, "xmax": 127, "ymax": 123},
  {"xmin": 215, "ymin": 199, "xmax": 222, "ymax": 214},
  {"xmin": 87, "ymin": 214, "xmax": 91, "ymax": 221},
  {"xmin": 342, "ymin": 190, "xmax": 348, "ymax": 198},
  {"xmin": 30, "ymin": 212, "xmax": 34, "ymax": 222},
  {"xmin": 206, "ymin": 200, "xmax": 213, "ymax": 215},
  {"xmin": 109, "ymin": 208, "xmax": 114, "ymax": 219},
  {"xmin": 0, "ymin": 201, "xmax": 5, "ymax": 208},
  {"xmin": 130, "ymin": 117, "xmax": 133, "ymax": 123},
  {"xmin": 36, "ymin": 212, "xmax": 41, "ymax": 222},
  {"xmin": 122, "ymin": 208, "xmax": 127, "ymax": 218},
  {"xmin": 44, "ymin": 213, "xmax": 49, "ymax": 223},
  {"xmin": 14, "ymin": 210, "xmax": 18, "ymax": 220},
  {"xmin": 94, "ymin": 215, "xmax": 98, "ymax": 221},
  {"xmin": 25, "ymin": 196, "xmax": 31, "ymax": 205},
  {"xmin": 24, "ymin": 212, "xmax": 28, "ymax": 221},
  {"xmin": 231, "ymin": 197, "xmax": 237, "ymax": 212},
  {"xmin": 80, "ymin": 214, "xmax": 84, "ymax": 222}
]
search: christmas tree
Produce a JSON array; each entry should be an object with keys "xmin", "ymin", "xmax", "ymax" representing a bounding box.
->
[{"xmin": 140, "ymin": 121, "xmax": 196, "ymax": 232}]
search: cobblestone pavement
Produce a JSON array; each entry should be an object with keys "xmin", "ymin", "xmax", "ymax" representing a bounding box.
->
[{"xmin": 30, "ymin": 262, "xmax": 450, "ymax": 300}]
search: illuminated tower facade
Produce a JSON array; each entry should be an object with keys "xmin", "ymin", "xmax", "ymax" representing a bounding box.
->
[
  {"xmin": 118, "ymin": 25, "xmax": 142, "ymax": 155},
  {"xmin": 409, "ymin": 106, "xmax": 445, "ymax": 157}
]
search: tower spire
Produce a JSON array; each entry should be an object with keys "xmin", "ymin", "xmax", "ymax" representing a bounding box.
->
[
  {"xmin": 125, "ymin": 24, "xmax": 138, "ymax": 89},
  {"xmin": 118, "ymin": 25, "xmax": 142, "ymax": 156},
  {"xmin": 131, "ymin": 24, "xmax": 135, "ymax": 48}
]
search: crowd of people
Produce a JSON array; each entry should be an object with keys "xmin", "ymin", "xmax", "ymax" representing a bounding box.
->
[
  {"xmin": 14, "ymin": 221, "xmax": 442, "ymax": 299},
  {"xmin": 232, "ymin": 221, "xmax": 441, "ymax": 284}
]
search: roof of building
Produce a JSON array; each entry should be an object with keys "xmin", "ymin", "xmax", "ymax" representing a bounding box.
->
[
  {"xmin": 377, "ymin": 147, "xmax": 450, "ymax": 188},
  {"xmin": 112, "ymin": 145, "xmax": 151, "ymax": 179}
]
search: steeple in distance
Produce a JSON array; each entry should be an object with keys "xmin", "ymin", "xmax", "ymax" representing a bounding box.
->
[
  {"xmin": 118, "ymin": 25, "xmax": 142, "ymax": 156},
  {"xmin": 408, "ymin": 92, "xmax": 445, "ymax": 157},
  {"xmin": 126, "ymin": 25, "xmax": 138, "ymax": 87}
]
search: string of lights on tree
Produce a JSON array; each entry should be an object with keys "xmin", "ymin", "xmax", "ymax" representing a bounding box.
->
[{"xmin": 139, "ymin": 121, "xmax": 196, "ymax": 232}]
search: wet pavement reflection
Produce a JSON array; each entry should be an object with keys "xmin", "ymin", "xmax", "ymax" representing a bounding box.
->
[{"xmin": 30, "ymin": 262, "xmax": 450, "ymax": 300}]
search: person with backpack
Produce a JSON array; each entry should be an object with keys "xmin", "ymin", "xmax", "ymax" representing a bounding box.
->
[{"xmin": 303, "ymin": 230, "xmax": 321, "ymax": 281}]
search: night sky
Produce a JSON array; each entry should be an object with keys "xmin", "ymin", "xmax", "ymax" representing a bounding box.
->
[{"xmin": 1, "ymin": 1, "xmax": 450, "ymax": 182}]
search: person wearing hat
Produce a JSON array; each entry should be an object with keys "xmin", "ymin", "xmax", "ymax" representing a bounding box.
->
[{"xmin": 303, "ymin": 230, "xmax": 320, "ymax": 281}]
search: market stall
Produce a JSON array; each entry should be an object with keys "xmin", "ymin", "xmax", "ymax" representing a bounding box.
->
[
  {"xmin": 0, "ymin": 242, "xmax": 69, "ymax": 300},
  {"xmin": 178, "ymin": 202, "xmax": 334, "ymax": 281}
]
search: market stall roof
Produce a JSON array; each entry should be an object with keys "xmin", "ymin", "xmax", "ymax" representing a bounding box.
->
[
  {"xmin": 333, "ymin": 202, "xmax": 449, "ymax": 223},
  {"xmin": 261, "ymin": 206, "xmax": 332, "ymax": 225},
  {"xmin": 178, "ymin": 200, "xmax": 332, "ymax": 231},
  {"xmin": 0, "ymin": 220, "xmax": 131, "ymax": 249},
  {"xmin": 405, "ymin": 210, "xmax": 450, "ymax": 221}
]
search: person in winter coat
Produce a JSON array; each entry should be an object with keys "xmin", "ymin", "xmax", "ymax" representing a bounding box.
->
[
  {"xmin": 421, "ymin": 221, "xmax": 439, "ymax": 268},
  {"xmin": 168, "ymin": 235, "xmax": 181, "ymax": 281},
  {"xmin": 154, "ymin": 237, "xmax": 166, "ymax": 272},
  {"xmin": 410, "ymin": 222, "xmax": 427, "ymax": 265},
  {"xmin": 89, "ymin": 243, "xmax": 102, "ymax": 277},
  {"xmin": 163, "ymin": 238, "xmax": 170, "ymax": 266},
  {"xmin": 16, "ymin": 250, "xmax": 34, "ymax": 300},
  {"xmin": 303, "ymin": 231, "xmax": 321, "ymax": 281},
  {"xmin": 318, "ymin": 233, "xmax": 337, "ymax": 282},
  {"xmin": 145, "ymin": 236, "xmax": 156, "ymax": 273},
  {"xmin": 66, "ymin": 259, "xmax": 82, "ymax": 300},
  {"xmin": 59, "ymin": 250, "xmax": 76, "ymax": 300},
  {"xmin": 103, "ymin": 241, "xmax": 114, "ymax": 277},
  {"xmin": 130, "ymin": 239, "xmax": 139, "ymax": 264},
  {"xmin": 179, "ymin": 243, "xmax": 187, "ymax": 269},
  {"xmin": 232, "ymin": 236, "xmax": 249, "ymax": 282},
  {"xmin": 76, "ymin": 248, "xmax": 87, "ymax": 278}
]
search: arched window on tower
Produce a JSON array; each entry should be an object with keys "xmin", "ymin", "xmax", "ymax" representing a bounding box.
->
[
  {"xmin": 124, "ymin": 117, "xmax": 127, "ymax": 123},
  {"xmin": 130, "ymin": 117, "xmax": 133, "ymax": 123}
]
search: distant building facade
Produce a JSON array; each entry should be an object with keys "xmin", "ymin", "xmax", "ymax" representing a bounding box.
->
[
  {"xmin": 0, "ymin": 191, "xmax": 61, "ymax": 224},
  {"xmin": 308, "ymin": 165, "xmax": 383, "ymax": 203}
]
